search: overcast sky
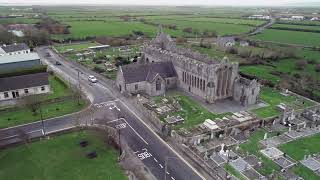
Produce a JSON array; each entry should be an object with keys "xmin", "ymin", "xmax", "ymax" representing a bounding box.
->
[{"xmin": 0, "ymin": 0, "xmax": 315, "ymax": 6}]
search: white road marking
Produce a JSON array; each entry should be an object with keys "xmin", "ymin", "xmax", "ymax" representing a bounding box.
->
[
  {"xmin": 133, "ymin": 151, "xmax": 139, "ymax": 154},
  {"xmin": 154, "ymin": 158, "xmax": 158, "ymax": 163},
  {"xmin": 159, "ymin": 164, "xmax": 163, "ymax": 169},
  {"xmin": 115, "ymin": 123, "xmax": 127, "ymax": 129},
  {"xmin": 123, "ymin": 119, "xmax": 148, "ymax": 145},
  {"xmin": 166, "ymin": 172, "xmax": 170, "ymax": 175},
  {"xmin": 171, "ymin": 177, "xmax": 175, "ymax": 180},
  {"xmin": 118, "ymin": 99, "xmax": 206, "ymax": 180},
  {"xmin": 137, "ymin": 148, "xmax": 152, "ymax": 160}
]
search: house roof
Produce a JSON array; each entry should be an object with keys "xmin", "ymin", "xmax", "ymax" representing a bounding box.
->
[
  {"xmin": 0, "ymin": 53, "xmax": 40, "ymax": 65},
  {"xmin": 0, "ymin": 43, "xmax": 29, "ymax": 53},
  {"xmin": 0, "ymin": 72, "xmax": 49, "ymax": 92},
  {"xmin": 121, "ymin": 62, "xmax": 177, "ymax": 84},
  {"xmin": 217, "ymin": 37, "xmax": 235, "ymax": 46}
]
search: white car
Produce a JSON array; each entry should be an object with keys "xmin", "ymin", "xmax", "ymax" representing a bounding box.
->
[{"xmin": 88, "ymin": 75, "xmax": 98, "ymax": 83}]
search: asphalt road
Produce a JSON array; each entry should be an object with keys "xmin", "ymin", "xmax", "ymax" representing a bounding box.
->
[{"xmin": 0, "ymin": 47, "xmax": 206, "ymax": 180}]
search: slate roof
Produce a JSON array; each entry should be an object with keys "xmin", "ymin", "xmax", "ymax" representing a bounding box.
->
[
  {"xmin": 0, "ymin": 72, "xmax": 49, "ymax": 92},
  {"xmin": 0, "ymin": 43, "xmax": 29, "ymax": 53},
  {"xmin": 217, "ymin": 37, "xmax": 235, "ymax": 46},
  {"xmin": 121, "ymin": 62, "xmax": 177, "ymax": 84},
  {"xmin": 0, "ymin": 53, "xmax": 40, "ymax": 65}
]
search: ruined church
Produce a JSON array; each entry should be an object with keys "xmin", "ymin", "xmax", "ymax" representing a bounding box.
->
[{"xmin": 116, "ymin": 29, "xmax": 261, "ymax": 106}]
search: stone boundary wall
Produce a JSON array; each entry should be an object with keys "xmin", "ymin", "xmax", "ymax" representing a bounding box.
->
[{"xmin": 134, "ymin": 98, "xmax": 164, "ymax": 133}]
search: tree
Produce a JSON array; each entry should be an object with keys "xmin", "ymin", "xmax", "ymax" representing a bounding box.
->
[
  {"xmin": 183, "ymin": 27, "xmax": 193, "ymax": 33},
  {"xmin": 315, "ymin": 64, "xmax": 320, "ymax": 72},
  {"xmin": 295, "ymin": 60, "xmax": 307, "ymax": 70},
  {"xmin": 176, "ymin": 37, "xmax": 187, "ymax": 44}
]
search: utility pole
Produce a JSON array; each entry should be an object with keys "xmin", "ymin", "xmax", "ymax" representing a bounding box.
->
[
  {"xmin": 165, "ymin": 157, "xmax": 168, "ymax": 180},
  {"xmin": 39, "ymin": 103, "xmax": 45, "ymax": 137}
]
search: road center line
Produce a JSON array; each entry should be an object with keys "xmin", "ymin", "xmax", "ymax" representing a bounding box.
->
[
  {"xmin": 154, "ymin": 158, "xmax": 158, "ymax": 163},
  {"xmin": 123, "ymin": 119, "xmax": 149, "ymax": 145},
  {"xmin": 159, "ymin": 164, "xmax": 163, "ymax": 169}
]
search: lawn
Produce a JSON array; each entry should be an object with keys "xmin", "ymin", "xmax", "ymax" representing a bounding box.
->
[
  {"xmin": 279, "ymin": 134, "xmax": 320, "ymax": 180},
  {"xmin": 47, "ymin": 75, "xmax": 71, "ymax": 99},
  {"xmin": 252, "ymin": 88, "xmax": 296, "ymax": 119},
  {"xmin": 239, "ymin": 129, "xmax": 280, "ymax": 176},
  {"xmin": 155, "ymin": 93, "xmax": 230, "ymax": 129},
  {"xmin": 0, "ymin": 99, "xmax": 86, "ymax": 128},
  {"xmin": 0, "ymin": 75, "xmax": 87, "ymax": 128},
  {"xmin": 0, "ymin": 131, "xmax": 127, "ymax": 180},
  {"xmin": 54, "ymin": 42, "xmax": 100, "ymax": 53},
  {"xmin": 252, "ymin": 29, "xmax": 320, "ymax": 47},
  {"xmin": 279, "ymin": 133, "xmax": 320, "ymax": 160},
  {"xmin": 240, "ymin": 65, "xmax": 281, "ymax": 84}
]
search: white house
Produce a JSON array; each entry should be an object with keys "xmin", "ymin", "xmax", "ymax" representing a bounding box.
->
[
  {"xmin": 311, "ymin": 17, "xmax": 319, "ymax": 21},
  {"xmin": 0, "ymin": 43, "xmax": 30, "ymax": 56},
  {"xmin": 217, "ymin": 37, "xmax": 236, "ymax": 48},
  {"xmin": 0, "ymin": 72, "xmax": 50, "ymax": 101},
  {"xmin": 291, "ymin": 16, "xmax": 304, "ymax": 21}
]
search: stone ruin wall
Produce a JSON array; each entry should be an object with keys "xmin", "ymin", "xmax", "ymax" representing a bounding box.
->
[{"xmin": 144, "ymin": 45, "xmax": 239, "ymax": 103}]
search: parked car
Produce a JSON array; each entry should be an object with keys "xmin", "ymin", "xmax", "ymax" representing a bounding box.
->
[{"xmin": 88, "ymin": 75, "xmax": 98, "ymax": 83}]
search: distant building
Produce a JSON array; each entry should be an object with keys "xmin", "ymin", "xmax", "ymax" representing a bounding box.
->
[
  {"xmin": 248, "ymin": 15, "xmax": 271, "ymax": 20},
  {"xmin": 311, "ymin": 17, "xmax": 319, "ymax": 21},
  {"xmin": 0, "ymin": 53, "xmax": 41, "ymax": 71},
  {"xmin": 240, "ymin": 41, "xmax": 249, "ymax": 47},
  {"xmin": 0, "ymin": 43, "xmax": 30, "ymax": 56},
  {"xmin": 217, "ymin": 37, "xmax": 236, "ymax": 48},
  {"xmin": 291, "ymin": 16, "xmax": 304, "ymax": 21},
  {"xmin": 0, "ymin": 72, "xmax": 50, "ymax": 101}
]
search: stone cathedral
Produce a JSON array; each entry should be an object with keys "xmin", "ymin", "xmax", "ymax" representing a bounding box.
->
[{"xmin": 116, "ymin": 29, "xmax": 260, "ymax": 106}]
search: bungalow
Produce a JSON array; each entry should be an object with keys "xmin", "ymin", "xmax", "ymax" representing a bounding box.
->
[
  {"xmin": 0, "ymin": 72, "xmax": 50, "ymax": 101},
  {"xmin": 0, "ymin": 53, "xmax": 41, "ymax": 71},
  {"xmin": 0, "ymin": 43, "xmax": 30, "ymax": 56},
  {"xmin": 116, "ymin": 62, "xmax": 177, "ymax": 96},
  {"xmin": 217, "ymin": 37, "xmax": 236, "ymax": 48}
]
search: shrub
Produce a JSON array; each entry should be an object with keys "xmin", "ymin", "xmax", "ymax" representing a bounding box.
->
[
  {"xmin": 295, "ymin": 60, "xmax": 308, "ymax": 70},
  {"xmin": 183, "ymin": 27, "xmax": 193, "ymax": 33},
  {"xmin": 315, "ymin": 64, "xmax": 320, "ymax": 72},
  {"xmin": 93, "ymin": 66, "xmax": 105, "ymax": 73}
]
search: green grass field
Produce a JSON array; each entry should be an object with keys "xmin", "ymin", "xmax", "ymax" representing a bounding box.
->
[
  {"xmin": 155, "ymin": 92, "xmax": 230, "ymax": 129},
  {"xmin": 0, "ymin": 75, "xmax": 87, "ymax": 128},
  {"xmin": 252, "ymin": 29, "xmax": 320, "ymax": 47},
  {"xmin": 54, "ymin": 21, "xmax": 183, "ymax": 40},
  {"xmin": 252, "ymin": 88, "xmax": 296, "ymax": 119},
  {"xmin": 54, "ymin": 42, "xmax": 100, "ymax": 53},
  {"xmin": 272, "ymin": 23, "xmax": 320, "ymax": 31},
  {"xmin": 239, "ymin": 129, "xmax": 280, "ymax": 176},
  {"xmin": 147, "ymin": 19, "xmax": 255, "ymax": 36},
  {"xmin": 279, "ymin": 134, "xmax": 320, "ymax": 180},
  {"xmin": 0, "ymin": 131, "xmax": 127, "ymax": 180},
  {"xmin": 0, "ymin": 17, "xmax": 39, "ymax": 25}
]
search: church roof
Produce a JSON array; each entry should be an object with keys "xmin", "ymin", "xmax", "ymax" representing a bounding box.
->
[{"xmin": 121, "ymin": 62, "xmax": 177, "ymax": 84}]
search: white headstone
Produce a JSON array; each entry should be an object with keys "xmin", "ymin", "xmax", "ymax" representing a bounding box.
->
[{"xmin": 264, "ymin": 133, "xmax": 268, "ymax": 140}]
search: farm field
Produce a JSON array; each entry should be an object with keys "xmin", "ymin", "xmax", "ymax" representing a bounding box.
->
[
  {"xmin": 147, "ymin": 19, "xmax": 256, "ymax": 36},
  {"xmin": 252, "ymin": 29, "xmax": 320, "ymax": 47},
  {"xmin": 0, "ymin": 17, "xmax": 40, "ymax": 25},
  {"xmin": 272, "ymin": 23, "xmax": 320, "ymax": 31},
  {"xmin": 54, "ymin": 42, "xmax": 100, "ymax": 53},
  {"xmin": 0, "ymin": 131, "xmax": 127, "ymax": 180},
  {"xmin": 53, "ymin": 21, "xmax": 183, "ymax": 40},
  {"xmin": 142, "ymin": 16, "xmax": 266, "ymax": 26}
]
